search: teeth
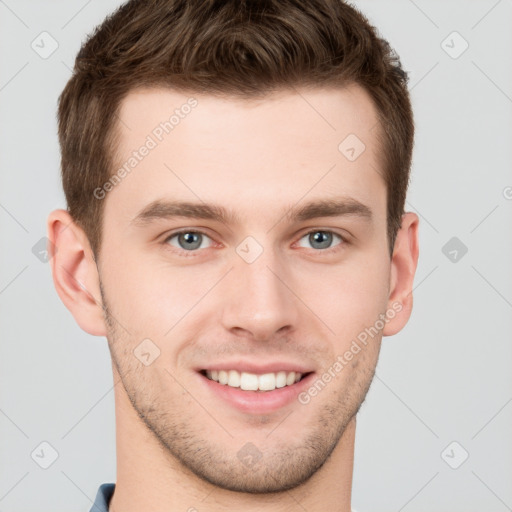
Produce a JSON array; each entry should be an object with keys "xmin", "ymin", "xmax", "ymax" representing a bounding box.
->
[
  {"xmin": 218, "ymin": 370, "xmax": 228, "ymax": 385},
  {"xmin": 204, "ymin": 369, "xmax": 305, "ymax": 391},
  {"xmin": 240, "ymin": 372, "xmax": 259, "ymax": 390},
  {"xmin": 228, "ymin": 370, "xmax": 240, "ymax": 387},
  {"xmin": 275, "ymin": 371, "xmax": 287, "ymax": 388}
]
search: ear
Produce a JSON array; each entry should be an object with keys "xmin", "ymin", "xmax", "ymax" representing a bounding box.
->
[
  {"xmin": 382, "ymin": 212, "xmax": 419, "ymax": 336},
  {"xmin": 46, "ymin": 209, "xmax": 107, "ymax": 336}
]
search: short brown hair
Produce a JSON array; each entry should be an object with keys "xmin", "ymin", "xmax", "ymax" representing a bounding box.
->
[{"xmin": 58, "ymin": 0, "xmax": 413, "ymax": 259}]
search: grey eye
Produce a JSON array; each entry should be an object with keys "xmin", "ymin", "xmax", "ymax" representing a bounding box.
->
[
  {"xmin": 166, "ymin": 231, "xmax": 213, "ymax": 251},
  {"xmin": 297, "ymin": 231, "xmax": 343, "ymax": 250}
]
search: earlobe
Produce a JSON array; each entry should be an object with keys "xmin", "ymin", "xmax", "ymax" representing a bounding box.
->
[
  {"xmin": 383, "ymin": 212, "xmax": 419, "ymax": 336},
  {"xmin": 46, "ymin": 209, "xmax": 107, "ymax": 337}
]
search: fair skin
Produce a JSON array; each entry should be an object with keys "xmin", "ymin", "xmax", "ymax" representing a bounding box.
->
[{"xmin": 48, "ymin": 84, "xmax": 419, "ymax": 512}]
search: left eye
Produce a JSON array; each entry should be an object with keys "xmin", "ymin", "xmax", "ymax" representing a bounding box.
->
[
  {"xmin": 165, "ymin": 231, "xmax": 214, "ymax": 251},
  {"xmin": 297, "ymin": 230, "xmax": 344, "ymax": 251}
]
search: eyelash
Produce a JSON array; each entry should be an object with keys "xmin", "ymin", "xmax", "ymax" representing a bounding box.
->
[{"xmin": 161, "ymin": 228, "xmax": 348, "ymax": 257}]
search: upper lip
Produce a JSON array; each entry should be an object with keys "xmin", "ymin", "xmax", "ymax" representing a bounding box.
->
[{"xmin": 196, "ymin": 360, "xmax": 315, "ymax": 375}]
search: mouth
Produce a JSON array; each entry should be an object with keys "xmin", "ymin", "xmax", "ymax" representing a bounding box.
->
[
  {"xmin": 196, "ymin": 367, "xmax": 316, "ymax": 414},
  {"xmin": 198, "ymin": 368, "xmax": 314, "ymax": 392}
]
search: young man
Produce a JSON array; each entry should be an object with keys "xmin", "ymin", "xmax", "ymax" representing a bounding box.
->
[{"xmin": 47, "ymin": 0, "xmax": 419, "ymax": 510}]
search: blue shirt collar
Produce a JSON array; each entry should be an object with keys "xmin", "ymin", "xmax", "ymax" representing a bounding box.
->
[{"xmin": 90, "ymin": 483, "xmax": 115, "ymax": 512}]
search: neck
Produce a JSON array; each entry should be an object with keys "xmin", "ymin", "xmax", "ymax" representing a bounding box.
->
[{"xmin": 109, "ymin": 370, "xmax": 355, "ymax": 512}]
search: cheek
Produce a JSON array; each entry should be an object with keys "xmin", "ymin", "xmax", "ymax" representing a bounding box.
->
[
  {"xmin": 100, "ymin": 251, "xmax": 214, "ymax": 334},
  {"xmin": 295, "ymin": 255, "xmax": 390, "ymax": 336}
]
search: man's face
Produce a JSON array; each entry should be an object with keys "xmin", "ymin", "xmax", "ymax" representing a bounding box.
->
[{"xmin": 98, "ymin": 85, "xmax": 392, "ymax": 492}]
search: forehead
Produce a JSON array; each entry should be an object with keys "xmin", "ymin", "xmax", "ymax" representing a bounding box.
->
[
  {"xmin": 116, "ymin": 84, "xmax": 380, "ymax": 148},
  {"xmin": 106, "ymin": 84, "xmax": 385, "ymax": 228}
]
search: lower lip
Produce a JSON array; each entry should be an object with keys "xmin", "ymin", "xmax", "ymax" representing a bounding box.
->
[{"xmin": 197, "ymin": 371, "xmax": 315, "ymax": 414}]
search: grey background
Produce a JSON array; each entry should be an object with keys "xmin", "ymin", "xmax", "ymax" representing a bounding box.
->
[{"xmin": 0, "ymin": 1, "xmax": 511, "ymax": 511}]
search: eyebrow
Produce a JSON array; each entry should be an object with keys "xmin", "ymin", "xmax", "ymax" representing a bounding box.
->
[{"xmin": 130, "ymin": 197, "xmax": 373, "ymax": 227}]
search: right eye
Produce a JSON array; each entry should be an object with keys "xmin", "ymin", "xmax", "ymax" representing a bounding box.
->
[{"xmin": 163, "ymin": 230, "xmax": 215, "ymax": 253}]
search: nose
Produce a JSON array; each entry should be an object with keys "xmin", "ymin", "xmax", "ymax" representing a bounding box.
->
[{"xmin": 219, "ymin": 244, "xmax": 301, "ymax": 342}]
